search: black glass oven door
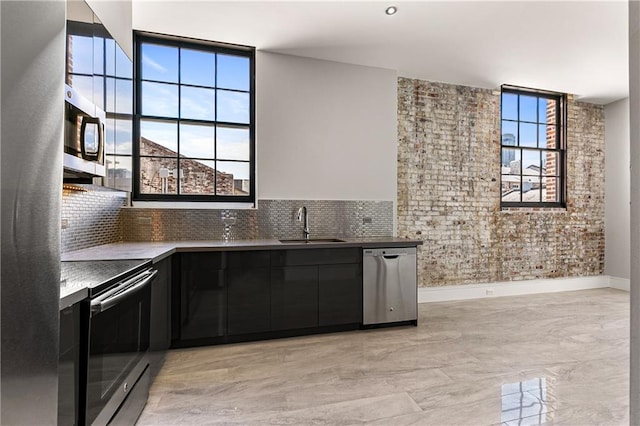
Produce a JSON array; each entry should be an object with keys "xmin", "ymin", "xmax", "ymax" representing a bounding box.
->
[{"xmin": 86, "ymin": 280, "xmax": 150, "ymax": 425}]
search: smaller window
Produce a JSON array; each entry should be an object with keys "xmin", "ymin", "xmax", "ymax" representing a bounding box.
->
[{"xmin": 500, "ymin": 86, "xmax": 566, "ymax": 208}]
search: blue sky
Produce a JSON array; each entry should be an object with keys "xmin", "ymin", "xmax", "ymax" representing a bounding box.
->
[
  {"xmin": 69, "ymin": 34, "xmax": 252, "ymax": 184},
  {"xmin": 139, "ymin": 42, "xmax": 251, "ymax": 179},
  {"xmin": 70, "ymin": 35, "xmax": 132, "ymax": 79},
  {"xmin": 140, "ymin": 43, "xmax": 249, "ymax": 91},
  {"xmin": 501, "ymin": 93, "xmax": 555, "ymax": 150},
  {"xmin": 502, "ymin": 93, "xmax": 557, "ymax": 173},
  {"xmin": 70, "ymin": 37, "xmax": 252, "ymax": 181}
]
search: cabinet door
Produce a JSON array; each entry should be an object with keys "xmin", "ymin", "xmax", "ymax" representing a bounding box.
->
[
  {"xmin": 150, "ymin": 257, "xmax": 171, "ymax": 351},
  {"xmin": 319, "ymin": 264, "xmax": 362, "ymax": 326},
  {"xmin": 58, "ymin": 304, "xmax": 81, "ymax": 426},
  {"xmin": 227, "ymin": 265, "xmax": 270, "ymax": 335},
  {"xmin": 271, "ymin": 266, "xmax": 318, "ymax": 330},
  {"xmin": 179, "ymin": 253, "xmax": 226, "ymax": 340}
]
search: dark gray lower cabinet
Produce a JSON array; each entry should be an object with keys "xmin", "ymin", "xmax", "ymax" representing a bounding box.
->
[
  {"xmin": 173, "ymin": 248, "xmax": 363, "ymax": 346},
  {"xmin": 319, "ymin": 264, "xmax": 362, "ymax": 326},
  {"xmin": 271, "ymin": 266, "xmax": 318, "ymax": 330},
  {"xmin": 150, "ymin": 257, "xmax": 172, "ymax": 351},
  {"xmin": 227, "ymin": 252, "xmax": 271, "ymax": 335},
  {"xmin": 58, "ymin": 303, "xmax": 81, "ymax": 426},
  {"xmin": 178, "ymin": 252, "xmax": 226, "ymax": 341},
  {"xmin": 149, "ymin": 257, "xmax": 172, "ymax": 379}
]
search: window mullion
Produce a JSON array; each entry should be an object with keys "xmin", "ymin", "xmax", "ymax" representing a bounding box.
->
[
  {"xmin": 214, "ymin": 52, "xmax": 218, "ymax": 196},
  {"xmin": 517, "ymin": 95, "xmax": 522, "ymax": 203},
  {"xmin": 176, "ymin": 48, "xmax": 182, "ymax": 195},
  {"xmin": 539, "ymin": 149, "xmax": 543, "ymax": 202}
]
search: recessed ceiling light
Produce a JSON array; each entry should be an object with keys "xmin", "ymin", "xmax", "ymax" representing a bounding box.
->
[{"xmin": 385, "ymin": 6, "xmax": 397, "ymax": 15}]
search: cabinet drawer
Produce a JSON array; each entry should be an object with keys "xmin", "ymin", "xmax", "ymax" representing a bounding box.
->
[
  {"xmin": 271, "ymin": 248, "xmax": 360, "ymax": 266},
  {"xmin": 227, "ymin": 251, "xmax": 270, "ymax": 268},
  {"xmin": 181, "ymin": 252, "xmax": 226, "ymax": 270}
]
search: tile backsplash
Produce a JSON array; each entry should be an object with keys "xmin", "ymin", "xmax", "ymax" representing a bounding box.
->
[
  {"xmin": 63, "ymin": 195, "xmax": 394, "ymax": 251},
  {"xmin": 119, "ymin": 208, "xmax": 259, "ymax": 241},
  {"xmin": 256, "ymin": 200, "xmax": 393, "ymax": 240},
  {"xmin": 61, "ymin": 185, "xmax": 127, "ymax": 253},
  {"xmin": 120, "ymin": 200, "xmax": 393, "ymax": 242}
]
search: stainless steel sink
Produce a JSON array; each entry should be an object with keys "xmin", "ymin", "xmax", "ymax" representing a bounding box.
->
[{"xmin": 279, "ymin": 238, "xmax": 345, "ymax": 244}]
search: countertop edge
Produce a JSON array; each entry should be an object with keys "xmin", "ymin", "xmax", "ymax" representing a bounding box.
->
[
  {"xmin": 173, "ymin": 240, "xmax": 423, "ymax": 253},
  {"xmin": 151, "ymin": 248, "xmax": 177, "ymax": 263},
  {"xmin": 63, "ymin": 238, "xmax": 423, "ymax": 264},
  {"xmin": 60, "ymin": 288, "xmax": 88, "ymax": 310}
]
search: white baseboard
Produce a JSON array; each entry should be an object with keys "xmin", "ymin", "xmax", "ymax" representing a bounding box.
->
[
  {"xmin": 419, "ymin": 275, "xmax": 612, "ymax": 303},
  {"xmin": 608, "ymin": 276, "xmax": 630, "ymax": 292}
]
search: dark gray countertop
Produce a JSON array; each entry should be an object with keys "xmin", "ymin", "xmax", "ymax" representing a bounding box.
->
[
  {"xmin": 60, "ymin": 237, "xmax": 422, "ymax": 304},
  {"xmin": 61, "ymin": 237, "xmax": 422, "ymax": 263},
  {"xmin": 60, "ymin": 259, "xmax": 151, "ymax": 309}
]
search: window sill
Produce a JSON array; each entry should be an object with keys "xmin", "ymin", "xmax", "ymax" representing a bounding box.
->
[
  {"xmin": 129, "ymin": 201, "xmax": 256, "ymax": 210},
  {"xmin": 500, "ymin": 206, "xmax": 567, "ymax": 213}
]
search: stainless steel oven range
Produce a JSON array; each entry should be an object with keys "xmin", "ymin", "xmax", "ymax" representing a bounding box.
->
[{"xmin": 60, "ymin": 260, "xmax": 157, "ymax": 425}]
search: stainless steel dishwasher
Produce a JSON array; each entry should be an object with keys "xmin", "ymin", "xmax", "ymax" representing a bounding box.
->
[{"xmin": 363, "ymin": 247, "xmax": 418, "ymax": 326}]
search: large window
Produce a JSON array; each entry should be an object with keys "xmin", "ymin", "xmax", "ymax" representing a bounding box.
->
[
  {"xmin": 500, "ymin": 86, "xmax": 566, "ymax": 208},
  {"xmin": 134, "ymin": 33, "xmax": 255, "ymax": 202}
]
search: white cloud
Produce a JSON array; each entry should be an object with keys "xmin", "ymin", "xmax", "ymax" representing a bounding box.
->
[
  {"xmin": 141, "ymin": 82, "xmax": 178, "ymax": 118},
  {"xmin": 142, "ymin": 54, "xmax": 168, "ymax": 74},
  {"xmin": 218, "ymin": 91, "xmax": 249, "ymax": 123}
]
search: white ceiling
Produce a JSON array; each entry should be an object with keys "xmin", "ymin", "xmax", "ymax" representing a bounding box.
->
[{"xmin": 133, "ymin": 1, "xmax": 629, "ymax": 105}]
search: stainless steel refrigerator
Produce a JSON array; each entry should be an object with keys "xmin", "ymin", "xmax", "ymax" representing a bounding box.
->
[{"xmin": 1, "ymin": 1, "xmax": 66, "ymax": 424}]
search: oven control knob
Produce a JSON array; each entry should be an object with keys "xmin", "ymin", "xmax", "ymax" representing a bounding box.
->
[{"xmin": 123, "ymin": 382, "xmax": 128, "ymax": 393}]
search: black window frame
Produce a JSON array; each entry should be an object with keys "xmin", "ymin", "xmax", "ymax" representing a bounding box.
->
[
  {"xmin": 500, "ymin": 85, "xmax": 567, "ymax": 209},
  {"xmin": 132, "ymin": 31, "xmax": 256, "ymax": 203}
]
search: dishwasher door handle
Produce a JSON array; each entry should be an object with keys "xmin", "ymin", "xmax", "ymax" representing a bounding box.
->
[{"xmin": 381, "ymin": 254, "xmax": 402, "ymax": 260}]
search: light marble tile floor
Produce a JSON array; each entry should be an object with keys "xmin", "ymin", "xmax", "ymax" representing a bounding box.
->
[{"xmin": 137, "ymin": 288, "xmax": 629, "ymax": 425}]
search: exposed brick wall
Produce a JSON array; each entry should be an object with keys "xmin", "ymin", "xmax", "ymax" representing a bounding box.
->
[
  {"xmin": 397, "ymin": 78, "xmax": 605, "ymax": 287},
  {"xmin": 545, "ymin": 101, "xmax": 558, "ymax": 201}
]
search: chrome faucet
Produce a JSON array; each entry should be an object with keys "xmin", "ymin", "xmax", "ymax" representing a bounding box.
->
[{"xmin": 296, "ymin": 206, "xmax": 310, "ymax": 240}]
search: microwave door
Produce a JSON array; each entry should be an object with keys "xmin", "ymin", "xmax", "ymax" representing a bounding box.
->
[
  {"xmin": 80, "ymin": 116, "xmax": 103, "ymax": 161},
  {"xmin": 64, "ymin": 104, "xmax": 82, "ymax": 157},
  {"xmin": 63, "ymin": 84, "xmax": 107, "ymax": 178}
]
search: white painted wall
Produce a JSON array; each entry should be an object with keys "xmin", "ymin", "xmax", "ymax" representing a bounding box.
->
[
  {"xmin": 604, "ymin": 97, "xmax": 631, "ymax": 279},
  {"xmin": 86, "ymin": 0, "xmax": 133, "ymax": 59},
  {"xmin": 256, "ymin": 51, "xmax": 398, "ymax": 203}
]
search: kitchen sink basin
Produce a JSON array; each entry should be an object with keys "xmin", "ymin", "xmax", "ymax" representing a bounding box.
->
[{"xmin": 279, "ymin": 238, "xmax": 345, "ymax": 244}]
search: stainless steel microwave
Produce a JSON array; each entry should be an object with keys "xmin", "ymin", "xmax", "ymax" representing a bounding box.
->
[{"xmin": 64, "ymin": 84, "xmax": 106, "ymax": 178}]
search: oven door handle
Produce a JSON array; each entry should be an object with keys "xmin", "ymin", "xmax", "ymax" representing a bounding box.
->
[{"xmin": 91, "ymin": 269, "xmax": 157, "ymax": 314}]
